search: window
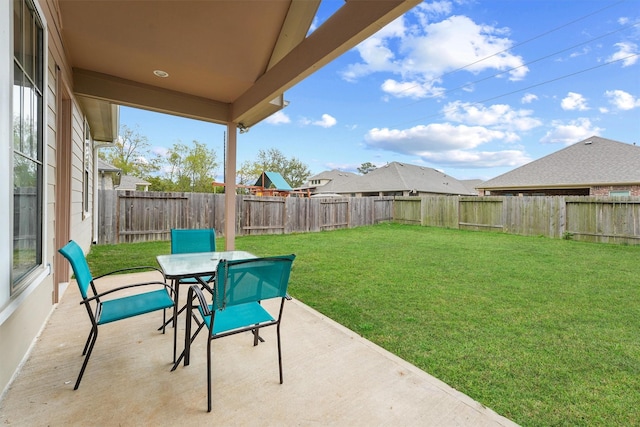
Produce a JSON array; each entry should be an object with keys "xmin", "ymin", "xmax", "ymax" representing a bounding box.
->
[
  {"xmin": 12, "ymin": 0, "xmax": 44, "ymax": 291},
  {"xmin": 610, "ymin": 191, "xmax": 630, "ymax": 197}
]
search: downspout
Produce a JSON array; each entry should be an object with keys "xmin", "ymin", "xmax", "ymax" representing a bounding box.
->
[
  {"xmin": 224, "ymin": 123, "xmax": 237, "ymax": 250},
  {"xmin": 93, "ymin": 142, "xmax": 112, "ymax": 244}
]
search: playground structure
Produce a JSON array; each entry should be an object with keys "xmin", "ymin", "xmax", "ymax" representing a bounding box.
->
[{"xmin": 212, "ymin": 171, "xmax": 310, "ymax": 197}]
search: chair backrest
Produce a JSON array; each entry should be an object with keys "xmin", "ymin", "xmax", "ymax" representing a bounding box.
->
[
  {"xmin": 58, "ymin": 240, "xmax": 94, "ymax": 299},
  {"xmin": 171, "ymin": 228, "xmax": 216, "ymax": 254},
  {"xmin": 214, "ymin": 255, "xmax": 295, "ymax": 310}
]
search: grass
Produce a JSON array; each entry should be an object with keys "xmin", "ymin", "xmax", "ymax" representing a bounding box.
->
[{"xmin": 86, "ymin": 223, "xmax": 640, "ymax": 426}]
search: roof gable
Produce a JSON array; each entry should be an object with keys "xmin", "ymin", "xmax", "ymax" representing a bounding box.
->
[{"xmin": 480, "ymin": 136, "xmax": 640, "ymax": 189}]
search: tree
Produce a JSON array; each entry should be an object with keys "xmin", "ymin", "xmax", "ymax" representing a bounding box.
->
[
  {"xmin": 145, "ymin": 176, "xmax": 176, "ymax": 192},
  {"xmin": 99, "ymin": 124, "xmax": 161, "ymax": 178},
  {"xmin": 237, "ymin": 148, "xmax": 311, "ymax": 188},
  {"xmin": 164, "ymin": 140, "xmax": 219, "ymax": 192},
  {"xmin": 358, "ymin": 162, "xmax": 377, "ymax": 175}
]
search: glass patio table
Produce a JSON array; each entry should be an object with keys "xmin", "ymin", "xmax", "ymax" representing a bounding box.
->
[{"xmin": 156, "ymin": 250, "xmax": 257, "ymax": 368}]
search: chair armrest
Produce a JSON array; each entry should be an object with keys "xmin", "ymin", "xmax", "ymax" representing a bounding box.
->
[
  {"xmin": 83, "ymin": 281, "xmax": 175, "ymax": 304},
  {"xmin": 93, "ymin": 266, "xmax": 165, "ymax": 281},
  {"xmin": 188, "ymin": 284, "xmax": 212, "ymax": 316}
]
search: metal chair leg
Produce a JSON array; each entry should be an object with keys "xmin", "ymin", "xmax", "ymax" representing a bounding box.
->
[
  {"xmin": 81, "ymin": 329, "xmax": 94, "ymax": 356},
  {"xmin": 207, "ymin": 337, "xmax": 212, "ymax": 412},
  {"xmin": 277, "ymin": 324, "xmax": 283, "ymax": 384},
  {"xmin": 75, "ymin": 327, "xmax": 98, "ymax": 390}
]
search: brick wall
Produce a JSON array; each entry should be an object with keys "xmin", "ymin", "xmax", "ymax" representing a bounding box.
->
[{"xmin": 590, "ymin": 185, "xmax": 640, "ymax": 196}]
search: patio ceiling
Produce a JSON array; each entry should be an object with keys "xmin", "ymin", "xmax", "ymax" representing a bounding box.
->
[{"xmin": 57, "ymin": 0, "xmax": 421, "ymax": 141}]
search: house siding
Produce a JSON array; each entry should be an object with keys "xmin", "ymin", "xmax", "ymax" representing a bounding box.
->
[{"xmin": 1, "ymin": 0, "xmax": 95, "ymax": 396}]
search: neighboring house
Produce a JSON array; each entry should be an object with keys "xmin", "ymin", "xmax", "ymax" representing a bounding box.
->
[
  {"xmin": 299, "ymin": 170, "xmax": 359, "ymax": 195},
  {"xmin": 303, "ymin": 162, "xmax": 475, "ymax": 197},
  {"xmin": 477, "ymin": 136, "xmax": 640, "ymax": 196},
  {"xmin": 117, "ymin": 175, "xmax": 151, "ymax": 192},
  {"xmin": 97, "ymin": 159, "xmax": 121, "ymax": 190},
  {"xmin": 460, "ymin": 179, "xmax": 484, "ymax": 195},
  {"xmin": 1, "ymin": 0, "xmax": 419, "ymax": 396},
  {"xmin": 98, "ymin": 159, "xmax": 150, "ymax": 191}
]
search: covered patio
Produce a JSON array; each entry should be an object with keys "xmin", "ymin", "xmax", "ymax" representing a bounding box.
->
[{"xmin": 0, "ymin": 271, "xmax": 516, "ymax": 426}]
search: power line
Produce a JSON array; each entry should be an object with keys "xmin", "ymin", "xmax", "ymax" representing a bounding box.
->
[
  {"xmin": 400, "ymin": 21, "xmax": 640, "ymax": 109},
  {"xmin": 390, "ymin": 53, "xmax": 639, "ymax": 128},
  {"xmin": 392, "ymin": 0, "xmax": 627, "ymax": 98}
]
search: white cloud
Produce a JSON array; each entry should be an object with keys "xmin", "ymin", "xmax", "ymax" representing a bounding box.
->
[
  {"xmin": 314, "ymin": 114, "xmax": 337, "ymax": 128},
  {"xmin": 443, "ymin": 101, "xmax": 542, "ymax": 132},
  {"xmin": 540, "ymin": 118, "xmax": 604, "ymax": 145},
  {"xmin": 521, "ymin": 93, "xmax": 538, "ymax": 104},
  {"xmin": 364, "ymin": 123, "xmax": 530, "ymax": 168},
  {"xmin": 419, "ymin": 149, "xmax": 532, "ymax": 168},
  {"xmin": 365, "ymin": 123, "xmax": 509, "ymax": 153},
  {"xmin": 607, "ymin": 42, "xmax": 639, "ymax": 67},
  {"xmin": 413, "ymin": 1, "xmax": 453, "ymax": 28},
  {"xmin": 380, "ymin": 79, "xmax": 442, "ymax": 99},
  {"xmin": 342, "ymin": 13, "xmax": 528, "ymax": 98},
  {"xmin": 561, "ymin": 92, "xmax": 589, "ymax": 111},
  {"xmin": 402, "ymin": 16, "xmax": 527, "ymax": 80},
  {"xmin": 605, "ymin": 89, "xmax": 640, "ymax": 110},
  {"xmin": 341, "ymin": 17, "xmax": 406, "ymax": 82},
  {"xmin": 301, "ymin": 114, "xmax": 337, "ymax": 128},
  {"xmin": 264, "ymin": 111, "xmax": 291, "ymax": 125}
]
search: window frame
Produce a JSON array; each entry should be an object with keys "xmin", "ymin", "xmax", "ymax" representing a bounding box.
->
[{"xmin": 11, "ymin": 0, "xmax": 45, "ymax": 293}]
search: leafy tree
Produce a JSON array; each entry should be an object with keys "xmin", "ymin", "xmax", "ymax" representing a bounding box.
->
[
  {"xmin": 145, "ymin": 176, "xmax": 176, "ymax": 192},
  {"xmin": 358, "ymin": 162, "xmax": 377, "ymax": 175},
  {"xmin": 164, "ymin": 140, "xmax": 218, "ymax": 192},
  {"xmin": 98, "ymin": 125, "xmax": 161, "ymax": 178},
  {"xmin": 99, "ymin": 124, "xmax": 161, "ymax": 177},
  {"xmin": 237, "ymin": 148, "xmax": 311, "ymax": 188}
]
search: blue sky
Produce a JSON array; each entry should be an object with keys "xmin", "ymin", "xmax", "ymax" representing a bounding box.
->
[{"xmin": 120, "ymin": 0, "xmax": 640, "ymax": 182}]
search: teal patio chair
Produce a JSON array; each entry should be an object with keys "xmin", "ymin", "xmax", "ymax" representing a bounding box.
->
[
  {"xmin": 182, "ymin": 254, "xmax": 296, "ymax": 412},
  {"xmin": 58, "ymin": 240, "xmax": 174, "ymax": 390},
  {"xmin": 162, "ymin": 228, "xmax": 217, "ymax": 360},
  {"xmin": 161, "ymin": 228, "xmax": 216, "ymax": 330},
  {"xmin": 171, "ymin": 228, "xmax": 216, "ymax": 255}
]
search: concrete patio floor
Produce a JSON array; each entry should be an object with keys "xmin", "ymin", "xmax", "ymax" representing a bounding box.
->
[{"xmin": 0, "ymin": 272, "xmax": 518, "ymax": 426}]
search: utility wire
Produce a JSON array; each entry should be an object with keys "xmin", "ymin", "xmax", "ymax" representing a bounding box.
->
[
  {"xmin": 392, "ymin": 0, "xmax": 627, "ymax": 98},
  {"xmin": 389, "ymin": 53, "xmax": 639, "ymax": 128},
  {"xmin": 400, "ymin": 21, "xmax": 640, "ymax": 109}
]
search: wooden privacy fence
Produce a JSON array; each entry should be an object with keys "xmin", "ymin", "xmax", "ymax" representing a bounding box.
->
[
  {"xmin": 394, "ymin": 196, "xmax": 640, "ymax": 245},
  {"xmin": 98, "ymin": 191, "xmax": 640, "ymax": 245},
  {"xmin": 97, "ymin": 190, "xmax": 394, "ymax": 244}
]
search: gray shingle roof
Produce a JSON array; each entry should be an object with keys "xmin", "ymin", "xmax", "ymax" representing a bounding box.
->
[
  {"xmin": 118, "ymin": 174, "xmax": 151, "ymax": 190},
  {"xmin": 479, "ymin": 136, "xmax": 640, "ymax": 189},
  {"xmin": 460, "ymin": 179, "xmax": 483, "ymax": 194},
  {"xmin": 97, "ymin": 158, "xmax": 120, "ymax": 172},
  {"xmin": 309, "ymin": 170, "xmax": 358, "ymax": 181},
  {"xmin": 318, "ymin": 162, "xmax": 475, "ymax": 195}
]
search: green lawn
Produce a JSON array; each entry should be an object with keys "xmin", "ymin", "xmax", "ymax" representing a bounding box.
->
[{"xmin": 87, "ymin": 223, "xmax": 640, "ymax": 426}]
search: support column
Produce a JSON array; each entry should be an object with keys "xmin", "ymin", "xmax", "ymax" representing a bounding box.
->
[{"xmin": 224, "ymin": 123, "xmax": 237, "ymax": 250}]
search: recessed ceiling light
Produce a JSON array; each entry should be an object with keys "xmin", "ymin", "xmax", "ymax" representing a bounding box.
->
[{"xmin": 153, "ymin": 70, "xmax": 169, "ymax": 78}]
